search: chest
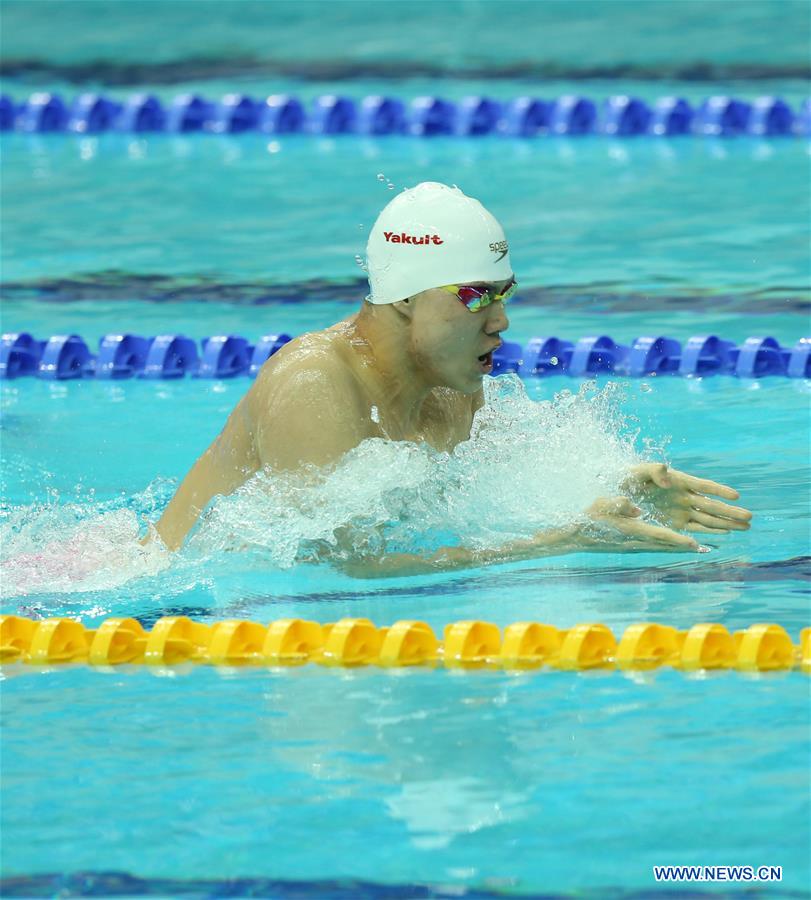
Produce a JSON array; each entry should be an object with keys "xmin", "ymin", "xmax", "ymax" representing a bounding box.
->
[
  {"xmin": 422, "ymin": 401, "xmax": 474, "ymax": 452},
  {"xmin": 371, "ymin": 391, "xmax": 474, "ymax": 453}
]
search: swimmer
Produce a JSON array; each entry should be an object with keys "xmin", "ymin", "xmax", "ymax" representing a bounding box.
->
[{"xmin": 148, "ymin": 182, "xmax": 752, "ymax": 575}]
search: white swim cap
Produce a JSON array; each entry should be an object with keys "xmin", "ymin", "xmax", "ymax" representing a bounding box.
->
[{"xmin": 365, "ymin": 181, "xmax": 513, "ymax": 304}]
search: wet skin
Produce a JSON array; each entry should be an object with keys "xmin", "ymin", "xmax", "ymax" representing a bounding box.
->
[
  {"xmin": 152, "ymin": 283, "xmax": 510, "ymax": 551},
  {"xmin": 150, "ymin": 282, "xmax": 752, "ymax": 570}
]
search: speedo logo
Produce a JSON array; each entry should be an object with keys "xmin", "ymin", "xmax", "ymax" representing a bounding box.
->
[
  {"xmin": 383, "ymin": 231, "xmax": 444, "ymax": 245},
  {"xmin": 489, "ymin": 240, "xmax": 509, "ymax": 262}
]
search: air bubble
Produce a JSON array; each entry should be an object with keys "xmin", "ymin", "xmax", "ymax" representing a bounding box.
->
[
  {"xmin": 377, "ymin": 173, "xmax": 386, "ymax": 181},
  {"xmin": 354, "ymin": 255, "xmax": 367, "ymax": 270},
  {"xmin": 640, "ymin": 383, "xmax": 652, "ymax": 393}
]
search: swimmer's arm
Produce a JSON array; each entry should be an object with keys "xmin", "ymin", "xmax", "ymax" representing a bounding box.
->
[
  {"xmin": 149, "ymin": 397, "xmax": 260, "ymax": 551},
  {"xmin": 150, "ymin": 364, "xmax": 368, "ymax": 551},
  {"xmin": 337, "ymin": 497, "xmax": 704, "ymax": 579},
  {"xmin": 336, "ymin": 526, "xmax": 584, "ymax": 578}
]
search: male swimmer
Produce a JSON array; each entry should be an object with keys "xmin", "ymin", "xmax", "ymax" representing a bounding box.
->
[{"xmin": 148, "ymin": 182, "xmax": 751, "ymax": 575}]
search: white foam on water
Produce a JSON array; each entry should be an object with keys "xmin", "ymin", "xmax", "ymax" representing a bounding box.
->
[
  {"xmin": 0, "ymin": 506, "xmax": 170, "ymax": 600},
  {"xmin": 184, "ymin": 374, "xmax": 641, "ymax": 565},
  {"xmin": 1, "ymin": 375, "xmax": 643, "ymax": 599}
]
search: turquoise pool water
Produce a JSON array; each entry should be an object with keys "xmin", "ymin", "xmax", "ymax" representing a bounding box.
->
[
  {"xmin": 1, "ymin": 142, "xmax": 809, "ymax": 896},
  {"xmin": 2, "ymin": 1, "xmax": 810, "ymax": 896}
]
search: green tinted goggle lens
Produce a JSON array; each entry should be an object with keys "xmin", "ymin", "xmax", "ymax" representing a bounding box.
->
[{"xmin": 442, "ymin": 280, "xmax": 517, "ymax": 311}]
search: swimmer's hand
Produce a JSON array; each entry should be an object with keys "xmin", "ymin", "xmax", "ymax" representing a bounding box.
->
[
  {"xmin": 578, "ymin": 496, "xmax": 705, "ymax": 553},
  {"xmin": 336, "ymin": 496, "xmax": 706, "ymax": 579},
  {"xmin": 621, "ymin": 463, "xmax": 752, "ymax": 535}
]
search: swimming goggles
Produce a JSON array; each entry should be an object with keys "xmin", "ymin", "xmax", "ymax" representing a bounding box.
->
[{"xmin": 437, "ymin": 278, "xmax": 517, "ymax": 312}]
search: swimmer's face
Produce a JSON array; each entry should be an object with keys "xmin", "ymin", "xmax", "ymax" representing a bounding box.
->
[{"xmin": 406, "ymin": 279, "xmax": 511, "ymax": 394}]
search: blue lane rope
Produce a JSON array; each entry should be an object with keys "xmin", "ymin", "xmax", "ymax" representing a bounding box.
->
[
  {"xmin": 1, "ymin": 92, "xmax": 808, "ymax": 137},
  {"xmin": 2, "ymin": 332, "xmax": 809, "ymax": 380}
]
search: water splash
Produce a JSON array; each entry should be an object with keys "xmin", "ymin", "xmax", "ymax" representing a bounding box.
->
[
  {"xmin": 179, "ymin": 376, "xmax": 640, "ymax": 564},
  {"xmin": 1, "ymin": 376, "xmax": 642, "ymax": 601},
  {"xmin": 0, "ymin": 504, "xmax": 170, "ymax": 601}
]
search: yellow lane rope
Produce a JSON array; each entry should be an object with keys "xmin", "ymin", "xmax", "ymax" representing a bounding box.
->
[{"xmin": 1, "ymin": 615, "xmax": 808, "ymax": 673}]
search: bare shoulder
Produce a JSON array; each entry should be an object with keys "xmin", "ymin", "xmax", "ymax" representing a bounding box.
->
[
  {"xmin": 249, "ymin": 327, "xmax": 358, "ymax": 403},
  {"xmin": 245, "ymin": 326, "xmax": 372, "ymax": 471}
]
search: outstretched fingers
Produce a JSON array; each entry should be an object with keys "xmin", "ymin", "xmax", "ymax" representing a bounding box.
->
[
  {"xmin": 687, "ymin": 492, "xmax": 752, "ymax": 526},
  {"xmin": 613, "ymin": 516, "xmax": 700, "ymax": 551},
  {"xmin": 685, "ymin": 521, "xmax": 732, "ymax": 534},
  {"xmin": 687, "ymin": 507, "xmax": 749, "ymax": 532},
  {"xmin": 678, "ymin": 471, "xmax": 741, "ymax": 500}
]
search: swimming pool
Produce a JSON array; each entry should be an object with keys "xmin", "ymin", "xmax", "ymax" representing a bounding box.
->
[{"xmin": 2, "ymin": 2, "xmax": 810, "ymax": 897}]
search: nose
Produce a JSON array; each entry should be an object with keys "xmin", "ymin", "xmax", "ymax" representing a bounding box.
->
[{"xmin": 484, "ymin": 299, "xmax": 509, "ymax": 334}]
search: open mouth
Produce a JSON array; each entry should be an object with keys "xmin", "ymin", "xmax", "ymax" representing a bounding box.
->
[{"xmin": 477, "ymin": 350, "xmax": 494, "ymax": 372}]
